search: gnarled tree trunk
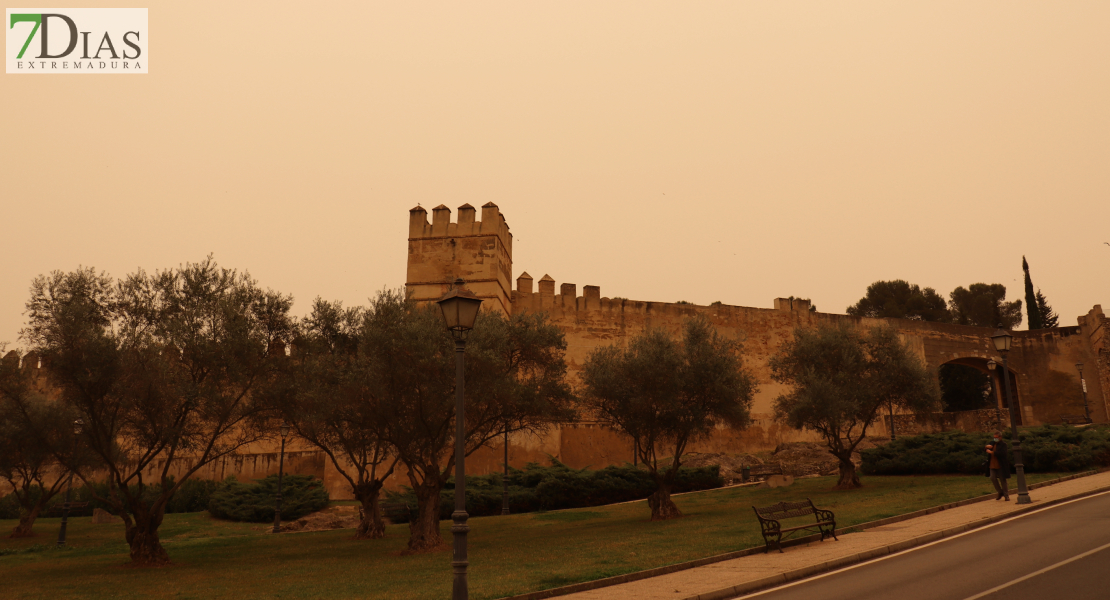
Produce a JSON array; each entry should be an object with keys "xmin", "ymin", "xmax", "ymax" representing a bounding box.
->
[
  {"xmin": 648, "ymin": 482, "xmax": 683, "ymax": 520},
  {"xmin": 124, "ymin": 512, "xmax": 170, "ymax": 566},
  {"xmin": 834, "ymin": 452, "xmax": 861, "ymax": 489},
  {"xmin": 10, "ymin": 504, "xmax": 43, "ymax": 538},
  {"xmin": 354, "ymin": 482, "xmax": 385, "ymax": 540},
  {"xmin": 405, "ymin": 478, "xmax": 445, "ymax": 552}
]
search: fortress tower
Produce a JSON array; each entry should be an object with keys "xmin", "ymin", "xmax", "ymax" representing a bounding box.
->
[{"xmin": 406, "ymin": 202, "xmax": 513, "ymax": 314}]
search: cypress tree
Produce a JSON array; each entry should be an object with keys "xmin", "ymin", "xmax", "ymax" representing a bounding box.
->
[
  {"xmin": 1036, "ymin": 290, "xmax": 1059, "ymax": 328},
  {"xmin": 1022, "ymin": 257, "xmax": 1043, "ymax": 329}
]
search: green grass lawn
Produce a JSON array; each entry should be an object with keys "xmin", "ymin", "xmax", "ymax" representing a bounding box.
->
[{"xmin": 0, "ymin": 473, "xmax": 1062, "ymax": 600}]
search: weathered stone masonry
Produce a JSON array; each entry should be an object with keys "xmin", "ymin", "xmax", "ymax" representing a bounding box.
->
[
  {"xmin": 5, "ymin": 205, "xmax": 1105, "ymax": 499},
  {"xmin": 401, "ymin": 203, "xmax": 1110, "ymax": 494}
]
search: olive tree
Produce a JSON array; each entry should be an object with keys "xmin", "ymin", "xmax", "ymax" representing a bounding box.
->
[
  {"xmin": 268, "ymin": 298, "xmax": 398, "ymax": 539},
  {"xmin": 21, "ymin": 260, "xmax": 293, "ymax": 565},
  {"xmin": 581, "ymin": 316, "xmax": 756, "ymax": 520},
  {"xmin": 364, "ymin": 289, "xmax": 574, "ymax": 552},
  {"xmin": 0, "ymin": 349, "xmax": 80, "ymax": 537},
  {"xmin": 769, "ymin": 324, "xmax": 939, "ymax": 489}
]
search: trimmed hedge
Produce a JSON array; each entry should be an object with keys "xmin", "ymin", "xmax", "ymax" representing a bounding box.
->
[
  {"xmin": 384, "ymin": 460, "xmax": 723, "ymax": 523},
  {"xmin": 207, "ymin": 475, "xmax": 329, "ymax": 523},
  {"xmin": 861, "ymin": 425, "xmax": 1110, "ymax": 476},
  {"xmin": 0, "ymin": 477, "xmax": 222, "ymax": 520}
]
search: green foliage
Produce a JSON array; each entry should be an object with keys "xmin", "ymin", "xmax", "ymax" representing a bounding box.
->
[
  {"xmin": 207, "ymin": 475, "xmax": 329, "ymax": 523},
  {"xmin": 861, "ymin": 425, "xmax": 1110, "ymax": 475},
  {"xmin": 770, "ymin": 325, "xmax": 940, "ymax": 488},
  {"xmin": 581, "ymin": 317, "xmax": 755, "ymax": 471},
  {"xmin": 0, "ymin": 491, "xmax": 19, "ymax": 519},
  {"xmin": 0, "ymin": 477, "xmax": 223, "ymax": 519},
  {"xmin": 1036, "ymin": 290, "xmax": 1058, "ymax": 328},
  {"xmin": 846, "ymin": 280, "xmax": 950, "ymax": 322},
  {"xmin": 948, "ymin": 283, "xmax": 1022, "ymax": 329},
  {"xmin": 383, "ymin": 461, "xmax": 723, "ymax": 523},
  {"xmin": 20, "ymin": 259, "xmax": 295, "ymax": 563},
  {"xmin": 354, "ymin": 289, "xmax": 576, "ymax": 549},
  {"xmin": 1023, "ymin": 257, "xmax": 1043, "ymax": 330}
]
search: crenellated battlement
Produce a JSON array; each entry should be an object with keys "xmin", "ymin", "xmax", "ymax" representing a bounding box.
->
[
  {"xmin": 406, "ymin": 202, "xmax": 514, "ymax": 315},
  {"xmin": 406, "ymin": 203, "xmax": 1110, "ymax": 430},
  {"xmin": 408, "ymin": 202, "xmax": 512, "ymax": 253}
]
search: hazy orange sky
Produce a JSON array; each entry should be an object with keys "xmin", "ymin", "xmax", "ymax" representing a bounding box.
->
[{"xmin": 2, "ymin": 1, "xmax": 1108, "ymax": 347}]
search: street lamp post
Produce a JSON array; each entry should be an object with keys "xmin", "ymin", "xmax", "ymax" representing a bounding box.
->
[
  {"xmin": 436, "ymin": 278, "xmax": 483, "ymax": 600},
  {"xmin": 987, "ymin": 360, "xmax": 1002, "ymax": 431},
  {"xmin": 57, "ymin": 419, "xmax": 83, "ymax": 547},
  {"xmin": 272, "ymin": 422, "xmax": 290, "ymax": 534},
  {"xmin": 501, "ymin": 427, "xmax": 510, "ymax": 516},
  {"xmin": 992, "ymin": 330, "xmax": 1031, "ymax": 505},
  {"xmin": 1077, "ymin": 363, "xmax": 1091, "ymax": 423},
  {"xmin": 888, "ymin": 401, "xmax": 897, "ymax": 441}
]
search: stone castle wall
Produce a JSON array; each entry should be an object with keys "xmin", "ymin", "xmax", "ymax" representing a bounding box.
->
[
  {"xmin": 5, "ymin": 205, "xmax": 1105, "ymax": 502},
  {"xmin": 370, "ymin": 204, "xmax": 1106, "ymax": 500}
]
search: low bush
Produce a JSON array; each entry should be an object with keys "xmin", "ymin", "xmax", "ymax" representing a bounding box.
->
[
  {"xmin": 0, "ymin": 477, "xmax": 222, "ymax": 520},
  {"xmin": 861, "ymin": 425, "xmax": 1110, "ymax": 475},
  {"xmin": 383, "ymin": 460, "xmax": 723, "ymax": 523},
  {"xmin": 207, "ymin": 475, "xmax": 329, "ymax": 522},
  {"xmin": 0, "ymin": 492, "xmax": 20, "ymax": 519}
]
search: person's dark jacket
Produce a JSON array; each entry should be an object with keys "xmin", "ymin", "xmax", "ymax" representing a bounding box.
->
[{"xmin": 987, "ymin": 440, "xmax": 1010, "ymax": 479}]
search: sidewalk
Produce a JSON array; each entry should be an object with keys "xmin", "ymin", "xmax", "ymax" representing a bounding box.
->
[{"xmin": 551, "ymin": 471, "xmax": 1110, "ymax": 600}]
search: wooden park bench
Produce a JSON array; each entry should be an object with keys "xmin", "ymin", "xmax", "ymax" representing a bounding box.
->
[
  {"xmin": 742, "ymin": 463, "xmax": 783, "ymax": 483},
  {"xmin": 1061, "ymin": 414, "xmax": 1091, "ymax": 425},
  {"xmin": 47, "ymin": 501, "xmax": 89, "ymax": 516},
  {"xmin": 752, "ymin": 499, "xmax": 837, "ymax": 553}
]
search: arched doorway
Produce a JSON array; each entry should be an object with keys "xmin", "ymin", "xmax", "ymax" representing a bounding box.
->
[{"xmin": 938, "ymin": 356, "xmax": 1022, "ymax": 427}]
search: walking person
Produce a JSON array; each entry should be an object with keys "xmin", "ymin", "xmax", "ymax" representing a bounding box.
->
[{"xmin": 986, "ymin": 430, "xmax": 1010, "ymax": 501}]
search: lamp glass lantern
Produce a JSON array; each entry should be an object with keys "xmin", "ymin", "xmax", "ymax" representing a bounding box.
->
[
  {"xmin": 279, "ymin": 422, "xmax": 290, "ymax": 439},
  {"xmin": 991, "ymin": 329, "xmax": 1013, "ymax": 353},
  {"xmin": 437, "ymin": 279, "xmax": 483, "ymax": 333}
]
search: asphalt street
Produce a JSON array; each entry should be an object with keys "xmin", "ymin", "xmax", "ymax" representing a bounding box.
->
[{"xmin": 741, "ymin": 491, "xmax": 1110, "ymax": 600}]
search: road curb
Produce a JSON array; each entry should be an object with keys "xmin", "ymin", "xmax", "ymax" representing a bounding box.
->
[
  {"xmin": 497, "ymin": 471, "xmax": 1099, "ymax": 600},
  {"xmin": 684, "ymin": 475, "xmax": 1110, "ymax": 600}
]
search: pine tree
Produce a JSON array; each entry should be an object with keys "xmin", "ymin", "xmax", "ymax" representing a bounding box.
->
[
  {"xmin": 1022, "ymin": 257, "xmax": 1043, "ymax": 330},
  {"xmin": 1036, "ymin": 290, "xmax": 1059, "ymax": 328}
]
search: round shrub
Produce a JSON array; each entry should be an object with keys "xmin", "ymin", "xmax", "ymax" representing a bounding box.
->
[
  {"xmin": 207, "ymin": 475, "xmax": 329, "ymax": 522},
  {"xmin": 383, "ymin": 461, "xmax": 723, "ymax": 523},
  {"xmin": 861, "ymin": 424, "xmax": 1110, "ymax": 475}
]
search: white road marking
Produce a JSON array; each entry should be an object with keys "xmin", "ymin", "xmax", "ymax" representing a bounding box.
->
[
  {"xmin": 959, "ymin": 540, "xmax": 1110, "ymax": 600},
  {"xmin": 738, "ymin": 489, "xmax": 1110, "ymax": 598}
]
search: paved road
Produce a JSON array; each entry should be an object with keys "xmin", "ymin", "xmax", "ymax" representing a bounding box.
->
[{"xmin": 742, "ymin": 491, "xmax": 1110, "ymax": 600}]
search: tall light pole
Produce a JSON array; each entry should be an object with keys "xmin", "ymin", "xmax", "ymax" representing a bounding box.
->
[
  {"xmin": 992, "ymin": 330, "xmax": 1031, "ymax": 505},
  {"xmin": 888, "ymin": 400, "xmax": 897, "ymax": 441},
  {"xmin": 436, "ymin": 278, "xmax": 483, "ymax": 600},
  {"xmin": 987, "ymin": 360, "xmax": 1002, "ymax": 431},
  {"xmin": 501, "ymin": 426, "xmax": 510, "ymax": 516},
  {"xmin": 1077, "ymin": 363, "xmax": 1091, "ymax": 423},
  {"xmin": 272, "ymin": 422, "xmax": 290, "ymax": 534},
  {"xmin": 57, "ymin": 419, "xmax": 83, "ymax": 547}
]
